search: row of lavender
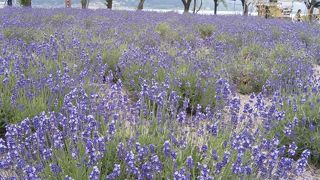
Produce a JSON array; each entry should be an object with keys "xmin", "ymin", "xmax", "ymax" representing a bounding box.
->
[{"xmin": 0, "ymin": 7, "xmax": 319, "ymax": 179}]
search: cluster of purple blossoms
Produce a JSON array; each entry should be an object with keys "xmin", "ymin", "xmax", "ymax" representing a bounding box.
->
[{"xmin": 0, "ymin": 7, "xmax": 319, "ymax": 180}]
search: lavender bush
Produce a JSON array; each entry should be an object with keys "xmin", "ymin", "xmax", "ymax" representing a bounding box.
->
[{"xmin": 0, "ymin": 7, "xmax": 320, "ymax": 179}]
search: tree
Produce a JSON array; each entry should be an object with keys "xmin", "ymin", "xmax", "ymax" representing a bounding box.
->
[
  {"xmin": 193, "ymin": 0, "xmax": 197, "ymax": 13},
  {"xmin": 106, "ymin": 0, "xmax": 112, "ymax": 9},
  {"xmin": 81, "ymin": 0, "xmax": 89, "ymax": 9},
  {"xmin": 20, "ymin": 0, "xmax": 31, "ymax": 7},
  {"xmin": 213, "ymin": 0, "xmax": 218, "ymax": 14},
  {"xmin": 181, "ymin": 0, "xmax": 193, "ymax": 13},
  {"xmin": 193, "ymin": 0, "xmax": 203, "ymax": 13},
  {"xmin": 138, "ymin": 0, "xmax": 145, "ymax": 10},
  {"xmin": 213, "ymin": 0, "xmax": 227, "ymax": 15},
  {"xmin": 304, "ymin": 0, "xmax": 320, "ymax": 21},
  {"xmin": 241, "ymin": 0, "xmax": 251, "ymax": 15}
]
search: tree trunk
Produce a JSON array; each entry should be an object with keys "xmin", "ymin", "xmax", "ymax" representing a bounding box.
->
[
  {"xmin": 182, "ymin": 0, "xmax": 192, "ymax": 13},
  {"xmin": 106, "ymin": 0, "xmax": 112, "ymax": 9},
  {"xmin": 193, "ymin": 0, "xmax": 197, "ymax": 13},
  {"xmin": 214, "ymin": 0, "xmax": 218, "ymax": 15},
  {"xmin": 138, "ymin": 0, "xmax": 145, "ymax": 10},
  {"xmin": 196, "ymin": 0, "xmax": 203, "ymax": 13},
  {"xmin": 243, "ymin": 3, "xmax": 249, "ymax": 16},
  {"xmin": 308, "ymin": 7, "xmax": 314, "ymax": 21},
  {"xmin": 183, "ymin": 4, "xmax": 191, "ymax": 13},
  {"xmin": 81, "ymin": 0, "xmax": 88, "ymax": 9},
  {"xmin": 184, "ymin": 6, "xmax": 188, "ymax": 13}
]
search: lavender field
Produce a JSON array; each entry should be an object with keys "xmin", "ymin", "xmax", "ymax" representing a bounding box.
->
[{"xmin": 0, "ymin": 7, "xmax": 320, "ymax": 179}]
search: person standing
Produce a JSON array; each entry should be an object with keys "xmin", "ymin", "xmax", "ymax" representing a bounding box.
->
[
  {"xmin": 65, "ymin": 0, "xmax": 71, "ymax": 8},
  {"xmin": 295, "ymin": 9, "xmax": 302, "ymax": 21},
  {"xmin": 265, "ymin": 6, "xmax": 270, "ymax": 19},
  {"xmin": 7, "ymin": 0, "xmax": 12, "ymax": 6}
]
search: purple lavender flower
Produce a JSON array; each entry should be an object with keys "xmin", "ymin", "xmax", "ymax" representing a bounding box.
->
[
  {"xmin": 183, "ymin": 98, "xmax": 190, "ymax": 110},
  {"xmin": 106, "ymin": 164, "xmax": 121, "ymax": 180},
  {"xmin": 163, "ymin": 141, "xmax": 171, "ymax": 157},
  {"xmin": 141, "ymin": 162, "xmax": 153, "ymax": 179},
  {"xmin": 156, "ymin": 92, "xmax": 166, "ymax": 107},
  {"xmin": 50, "ymin": 163, "xmax": 61, "ymax": 175},
  {"xmin": 295, "ymin": 150, "xmax": 310, "ymax": 176},
  {"xmin": 276, "ymin": 157, "xmax": 293, "ymax": 178},
  {"xmin": 42, "ymin": 148, "xmax": 52, "ymax": 160},
  {"xmin": 186, "ymin": 156, "xmax": 194, "ymax": 170},
  {"xmin": 288, "ymin": 142, "xmax": 298, "ymax": 157},
  {"xmin": 109, "ymin": 121, "xmax": 116, "ymax": 135},
  {"xmin": 198, "ymin": 163, "xmax": 212, "ymax": 179},
  {"xmin": 244, "ymin": 165, "xmax": 252, "ymax": 175},
  {"xmin": 200, "ymin": 145, "xmax": 208, "ymax": 154},
  {"xmin": 150, "ymin": 155, "xmax": 163, "ymax": 173},
  {"xmin": 174, "ymin": 168, "xmax": 187, "ymax": 180},
  {"xmin": 125, "ymin": 151, "xmax": 139, "ymax": 177},
  {"xmin": 208, "ymin": 123, "xmax": 218, "ymax": 137},
  {"xmin": 232, "ymin": 155, "xmax": 243, "ymax": 175},
  {"xmin": 0, "ymin": 139, "xmax": 7, "ymax": 154},
  {"xmin": 149, "ymin": 144, "xmax": 155, "ymax": 154},
  {"xmin": 53, "ymin": 131, "xmax": 64, "ymax": 149},
  {"xmin": 23, "ymin": 166, "xmax": 38, "ymax": 179},
  {"xmin": 1, "ymin": 9, "xmax": 319, "ymax": 180},
  {"xmin": 89, "ymin": 166, "xmax": 100, "ymax": 180},
  {"xmin": 211, "ymin": 149, "xmax": 219, "ymax": 161},
  {"xmin": 65, "ymin": 175, "xmax": 75, "ymax": 180},
  {"xmin": 168, "ymin": 150, "xmax": 176, "ymax": 160},
  {"xmin": 117, "ymin": 142, "xmax": 126, "ymax": 160},
  {"xmin": 222, "ymin": 151, "xmax": 231, "ymax": 165},
  {"xmin": 215, "ymin": 162, "xmax": 223, "ymax": 174},
  {"xmin": 177, "ymin": 111, "xmax": 187, "ymax": 123}
]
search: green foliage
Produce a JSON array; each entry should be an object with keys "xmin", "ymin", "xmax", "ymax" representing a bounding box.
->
[
  {"xmin": 84, "ymin": 19, "xmax": 93, "ymax": 29},
  {"xmin": 216, "ymin": 33, "xmax": 243, "ymax": 48},
  {"xmin": 3, "ymin": 27, "xmax": 39, "ymax": 44},
  {"xmin": 269, "ymin": 43, "xmax": 291, "ymax": 61},
  {"xmin": 0, "ymin": 109, "xmax": 13, "ymax": 137},
  {"xmin": 155, "ymin": 22, "xmax": 171, "ymax": 37},
  {"xmin": 36, "ymin": 98, "xmax": 245, "ymax": 179},
  {"xmin": 154, "ymin": 22, "xmax": 180, "ymax": 42},
  {"xmin": 173, "ymin": 64, "xmax": 216, "ymax": 109},
  {"xmin": 198, "ymin": 24, "xmax": 216, "ymax": 39},
  {"xmin": 121, "ymin": 56, "xmax": 217, "ymax": 111},
  {"xmin": 0, "ymin": 78, "xmax": 64, "ymax": 126},
  {"xmin": 102, "ymin": 44, "xmax": 127, "ymax": 81},
  {"xmin": 228, "ymin": 43, "xmax": 312, "ymax": 95},
  {"xmin": 1, "ymin": 10, "xmax": 318, "ymax": 178},
  {"xmin": 270, "ymin": 26, "xmax": 282, "ymax": 40},
  {"xmin": 45, "ymin": 13, "xmax": 75, "ymax": 26},
  {"xmin": 268, "ymin": 92, "xmax": 320, "ymax": 167},
  {"xmin": 229, "ymin": 44, "xmax": 268, "ymax": 94},
  {"xmin": 19, "ymin": 0, "xmax": 31, "ymax": 6},
  {"xmin": 300, "ymin": 32, "xmax": 313, "ymax": 48}
]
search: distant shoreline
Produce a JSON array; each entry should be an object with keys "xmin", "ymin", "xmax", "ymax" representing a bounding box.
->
[{"xmin": 0, "ymin": 1, "xmax": 309, "ymax": 16}]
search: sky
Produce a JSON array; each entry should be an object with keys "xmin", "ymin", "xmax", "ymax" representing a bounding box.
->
[{"xmin": 0, "ymin": 0, "xmax": 310, "ymax": 14}]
